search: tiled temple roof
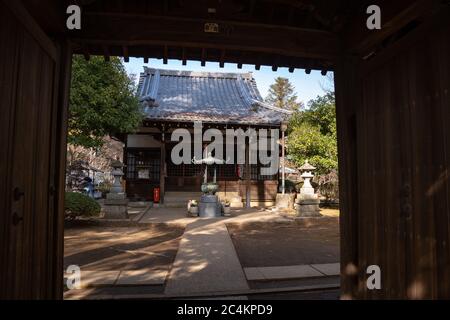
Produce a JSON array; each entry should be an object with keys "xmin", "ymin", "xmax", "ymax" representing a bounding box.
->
[{"xmin": 137, "ymin": 67, "xmax": 291, "ymax": 125}]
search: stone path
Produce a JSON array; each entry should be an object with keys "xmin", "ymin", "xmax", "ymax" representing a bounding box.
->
[
  {"xmin": 64, "ymin": 207, "xmax": 340, "ymax": 298},
  {"xmin": 164, "ymin": 219, "xmax": 250, "ymax": 295},
  {"xmin": 244, "ymin": 263, "xmax": 340, "ymax": 281}
]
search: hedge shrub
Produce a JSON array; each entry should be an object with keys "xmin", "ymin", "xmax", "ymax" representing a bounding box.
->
[{"xmin": 65, "ymin": 192, "xmax": 101, "ymax": 220}]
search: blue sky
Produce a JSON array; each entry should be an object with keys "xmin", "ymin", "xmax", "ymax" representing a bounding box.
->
[{"xmin": 124, "ymin": 58, "xmax": 333, "ymax": 105}]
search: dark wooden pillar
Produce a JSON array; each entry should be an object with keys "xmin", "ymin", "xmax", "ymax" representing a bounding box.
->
[
  {"xmin": 52, "ymin": 39, "xmax": 72, "ymax": 299},
  {"xmin": 123, "ymin": 134, "xmax": 128, "ymax": 193},
  {"xmin": 160, "ymin": 128, "xmax": 166, "ymax": 204},
  {"xmin": 245, "ymin": 137, "xmax": 251, "ymax": 208},
  {"xmin": 334, "ymin": 55, "xmax": 361, "ymax": 300}
]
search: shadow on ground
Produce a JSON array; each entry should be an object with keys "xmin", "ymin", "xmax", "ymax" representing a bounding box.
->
[
  {"xmin": 64, "ymin": 223, "xmax": 185, "ymax": 272},
  {"xmin": 227, "ymin": 217, "xmax": 340, "ymax": 267}
]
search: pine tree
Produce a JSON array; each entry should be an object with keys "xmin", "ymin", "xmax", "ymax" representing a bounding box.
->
[{"xmin": 265, "ymin": 77, "xmax": 301, "ymax": 111}]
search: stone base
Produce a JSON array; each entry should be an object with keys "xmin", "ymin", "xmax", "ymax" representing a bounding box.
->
[
  {"xmin": 296, "ymin": 199, "xmax": 322, "ymax": 217},
  {"xmin": 104, "ymin": 193, "xmax": 129, "ymax": 219},
  {"xmin": 103, "ymin": 204, "xmax": 129, "ymax": 219},
  {"xmin": 106, "ymin": 192, "xmax": 127, "ymax": 200},
  {"xmin": 199, "ymin": 195, "xmax": 222, "ymax": 217},
  {"xmin": 275, "ymin": 193, "xmax": 295, "ymax": 209}
]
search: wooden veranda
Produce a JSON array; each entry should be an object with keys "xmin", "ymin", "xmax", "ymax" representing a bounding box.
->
[{"xmin": 0, "ymin": 0, "xmax": 449, "ymax": 299}]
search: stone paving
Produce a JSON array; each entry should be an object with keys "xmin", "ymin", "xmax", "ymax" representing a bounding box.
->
[
  {"xmin": 64, "ymin": 206, "xmax": 340, "ymax": 298},
  {"xmin": 141, "ymin": 207, "xmax": 291, "ymax": 295},
  {"xmin": 164, "ymin": 219, "xmax": 250, "ymax": 295},
  {"xmin": 244, "ymin": 263, "xmax": 340, "ymax": 281},
  {"xmin": 143, "ymin": 207, "xmax": 340, "ymax": 295}
]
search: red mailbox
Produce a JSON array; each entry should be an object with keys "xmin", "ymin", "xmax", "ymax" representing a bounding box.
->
[{"xmin": 153, "ymin": 187, "xmax": 160, "ymax": 203}]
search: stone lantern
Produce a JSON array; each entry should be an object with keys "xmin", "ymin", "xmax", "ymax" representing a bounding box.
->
[
  {"xmin": 295, "ymin": 160, "xmax": 322, "ymax": 217},
  {"xmin": 110, "ymin": 159, "xmax": 125, "ymax": 194},
  {"xmin": 103, "ymin": 159, "xmax": 129, "ymax": 219},
  {"xmin": 299, "ymin": 160, "xmax": 315, "ymax": 195},
  {"xmin": 192, "ymin": 152, "xmax": 225, "ymax": 217}
]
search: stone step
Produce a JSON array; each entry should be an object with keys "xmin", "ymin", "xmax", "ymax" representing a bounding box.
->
[{"xmin": 163, "ymin": 192, "xmax": 202, "ymax": 208}]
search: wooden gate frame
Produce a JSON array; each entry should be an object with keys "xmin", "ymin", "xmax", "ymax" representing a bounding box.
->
[{"xmin": 1, "ymin": 0, "xmax": 450, "ymax": 299}]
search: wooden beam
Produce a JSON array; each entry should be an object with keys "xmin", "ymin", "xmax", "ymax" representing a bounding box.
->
[
  {"xmin": 201, "ymin": 48, "xmax": 206, "ymax": 66},
  {"xmin": 102, "ymin": 45, "xmax": 110, "ymax": 62},
  {"xmin": 163, "ymin": 45, "xmax": 168, "ymax": 64},
  {"xmin": 122, "ymin": 46, "xmax": 129, "ymax": 62},
  {"xmin": 219, "ymin": 50, "xmax": 225, "ymax": 68},
  {"xmin": 72, "ymin": 43, "xmax": 334, "ymax": 71},
  {"xmin": 3, "ymin": 0, "xmax": 58, "ymax": 60},
  {"xmin": 182, "ymin": 47, "xmax": 187, "ymax": 65},
  {"xmin": 272, "ymin": 55, "xmax": 280, "ymax": 71},
  {"xmin": 82, "ymin": 45, "xmax": 90, "ymax": 61},
  {"xmin": 344, "ymin": 0, "xmax": 437, "ymax": 55},
  {"xmin": 69, "ymin": 11, "xmax": 339, "ymax": 61}
]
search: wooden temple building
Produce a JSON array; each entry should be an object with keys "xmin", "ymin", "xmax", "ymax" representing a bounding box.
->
[
  {"xmin": 1, "ymin": 0, "xmax": 450, "ymax": 299},
  {"xmin": 124, "ymin": 67, "xmax": 290, "ymax": 206}
]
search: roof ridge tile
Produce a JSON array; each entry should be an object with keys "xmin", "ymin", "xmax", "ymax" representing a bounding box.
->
[{"xmin": 143, "ymin": 66, "xmax": 254, "ymax": 79}]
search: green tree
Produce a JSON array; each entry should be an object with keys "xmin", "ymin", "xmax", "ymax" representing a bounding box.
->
[
  {"xmin": 265, "ymin": 77, "xmax": 302, "ymax": 111},
  {"xmin": 287, "ymin": 92, "xmax": 337, "ymax": 175},
  {"xmin": 69, "ymin": 56, "xmax": 142, "ymax": 148},
  {"xmin": 301, "ymin": 92, "xmax": 336, "ymax": 136}
]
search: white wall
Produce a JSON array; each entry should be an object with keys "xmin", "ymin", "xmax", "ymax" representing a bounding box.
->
[{"xmin": 127, "ymin": 134, "xmax": 161, "ymax": 148}]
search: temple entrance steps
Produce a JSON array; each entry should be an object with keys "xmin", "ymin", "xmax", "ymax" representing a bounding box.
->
[{"xmin": 163, "ymin": 192, "xmax": 202, "ymax": 208}]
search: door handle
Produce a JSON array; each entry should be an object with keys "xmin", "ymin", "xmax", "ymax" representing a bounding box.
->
[
  {"xmin": 12, "ymin": 212, "xmax": 24, "ymax": 226},
  {"xmin": 13, "ymin": 187, "xmax": 25, "ymax": 201}
]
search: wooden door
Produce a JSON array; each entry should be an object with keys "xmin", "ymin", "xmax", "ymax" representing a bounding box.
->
[
  {"xmin": 0, "ymin": 1, "xmax": 70, "ymax": 299},
  {"xmin": 337, "ymin": 12, "xmax": 450, "ymax": 299}
]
